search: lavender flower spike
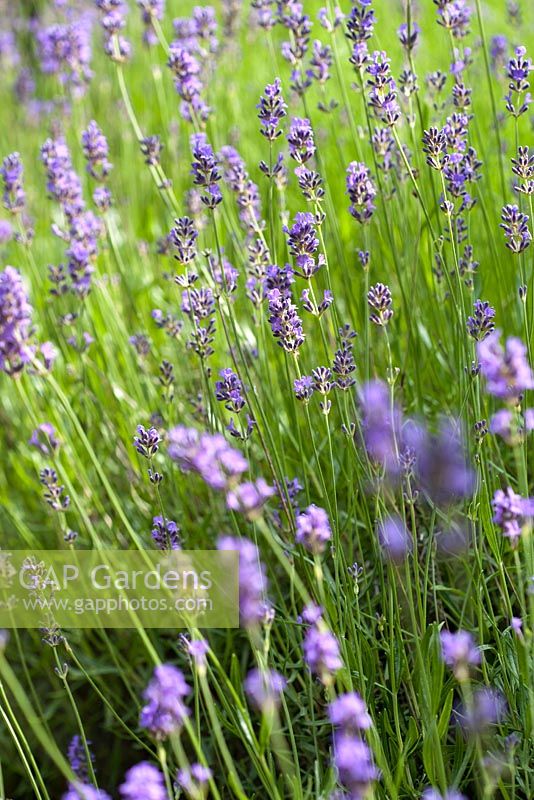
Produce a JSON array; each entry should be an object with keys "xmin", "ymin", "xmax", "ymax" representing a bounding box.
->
[
  {"xmin": 218, "ymin": 535, "xmax": 270, "ymax": 627},
  {"xmin": 257, "ymin": 78, "xmax": 287, "ymax": 141},
  {"xmin": 139, "ymin": 664, "xmax": 190, "ymax": 740},
  {"xmin": 466, "ymin": 300, "xmax": 495, "ymax": 341},
  {"xmin": 329, "ymin": 692, "xmax": 372, "ymax": 732},
  {"xmin": 287, "ymin": 117, "xmax": 315, "ymax": 166},
  {"xmin": 120, "ymin": 763, "xmax": 167, "ymax": 800},
  {"xmin": 440, "ymin": 630, "xmax": 481, "ymax": 680},
  {"xmin": 1, "ymin": 153, "xmax": 25, "ymax": 213},
  {"xmin": 346, "ymin": 161, "xmax": 376, "ymax": 223},
  {"xmin": 333, "ymin": 735, "xmax": 379, "ymax": 800},
  {"xmin": 81, "ymin": 121, "xmax": 112, "ymax": 181},
  {"xmin": 492, "ymin": 487, "xmax": 534, "ymax": 544},
  {"xmin": 267, "ymin": 288, "xmax": 305, "ymax": 352},
  {"xmin": 0, "ymin": 266, "xmax": 33, "ymax": 376},
  {"xmin": 500, "ymin": 204, "xmax": 531, "ymax": 253},
  {"xmin": 477, "ymin": 330, "xmax": 534, "ymax": 401},
  {"xmin": 245, "ymin": 667, "xmax": 286, "ymax": 712},
  {"xmin": 295, "ymin": 504, "xmax": 332, "ymax": 554}
]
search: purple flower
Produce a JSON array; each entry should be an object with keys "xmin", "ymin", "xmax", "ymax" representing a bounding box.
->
[
  {"xmin": 333, "ymin": 327, "xmax": 357, "ymax": 389},
  {"xmin": 437, "ymin": 0, "xmax": 471, "ymax": 39},
  {"xmin": 67, "ymin": 735, "xmax": 94, "ymax": 783},
  {"xmin": 245, "ymin": 667, "xmax": 286, "ymax": 711},
  {"xmin": 377, "ymin": 515, "xmax": 411, "ymax": 562},
  {"xmin": 0, "ymin": 219, "xmax": 12, "ymax": 243},
  {"xmin": 96, "ymin": 2, "xmax": 131, "ymax": 63},
  {"xmin": 477, "ymin": 330, "xmax": 534, "ymax": 401},
  {"xmin": 360, "ymin": 380, "xmax": 401, "ymax": 472},
  {"xmin": 82, "ymin": 121, "xmax": 112, "ymax": 181},
  {"xmin": 294, "ymin": 375, "xmax": 314, "ymax": 401},
  {"xmin": 134, "ymin": 425, "xmax": 161, "ymax": 458},
  {"xmin": 120, "ymin": 763, "xmax": 167, "ymax": 800},
  {"xmin": 171, "ymin": 216, "xmax": 198, "ymax": 265},
  {"xmin": 505, "ymin": 46, "xmax": 532, "ymax": 117},
  {"xmin": 300, "ymin": 602, "xmax": 324, "ymax": 625},
  {"xmin": 219, "ymin": 145, "xmax": 263, "ymax": 233},
  {"xmin": 226, "ymin": 479, "xmax": 275, "ymax": 518},
  {"xmin": 333, "ymin": 735, "xmax": 379, "ymax": 799},
  {"xmin": 1, "ymin": 153, "xmax": 25, "ymax": 213},
  {"xmin": 488, "ymin": 408, "xmax": 534, "ymax": 443},
  {"xmin": 0, "ymin": 30, "xmax": 19, "ymax": 68},
  {"xmin": 168, "ymin": 427, "xmax": 248, "ymax": 491},
  {"xmin": 37, "ymin": 21, "xmax": 93, "ymax": 95},
  {"xmin": 367, "ymin": 51, "xmax": 401, "ymax": 126},
  {"xmin": 138, "ymin": 0, "xmax": 165, "ymax": 46},
  {"xmin": 466, "ymin": 300, "xmax": 495, "ymax": 341},
  {"xmin": 490, "ymin": 35, "xmax": 507, "ymax": 72},
  {"xmin": 301, "ymin": 288, "xmax": 333, "ymax": 317},
  {"xmin": 440, "ymin": 630, "xmax": 481, "ymax": 679},
  {"xmin": 217, "ymin": 536, "xmax": 270, "ymax": 627},
  {"xmin": 407, "ymin": 419, "xmax": 474, "ymax": 506},
  {"xmin": 489, "ymin": 409, "xmax": 514, "ymax": 442},
  {"xmin": 0, "ymin": 266, "xmax": 33, "ymax": 376},
  {"xmin": 267, "ymin": 288, "xmax": 305, "ymax": 352},
  {"xmin": 181, "ymin": 286, "xmax": 215, "ymax": 320},
  {"xmin": 190, "ymin": 134, "xmax": 222, "ymax": 208},
  {"xmin": 500, "ymin": 204, "xmax": 531, "ymax": 253},
  {"xmin": 176, "ymin": 763, "xmax": 212, "ymax": 797},
  {"xmin": 329, "ymin": 692, "xmax": 372, "ymax": 732},
  {"xmin": 41, "ymin": 136, "xmax": 100, "ymax": 297},
  {"xmin": 397, "ymin": 22, "xmax": 420, "ymax": 51},
  {"xmin": 29, "ymin": 423, "xmax": 59, "ymax": 456},
  {"xmin": 511, "ymin": 145, "xmax": 534, "ymax": 197},
  {"xmin": 345, "ymin": 2, "xmax": 375, "ymax": 43},
  {"xmin": 295, "ymin": 504, "xmax": 332, "ymax": 554},
  {"xmin": 40, "ymin": 467, "xmax": 70, "ymax": 511},
  {"xmin": 511, "ymin": 617, "xmax": 523, "ymax": 636},
  {"xmin": 280, "ymin": 3, "xmax": 311, "ymax": 63},
  {"xmin": 368, "ymin": 283, "xmax": 393, "ymax": 325},
  {"xmin": 215, "ymin": 368, "xmax": 245, "ymax": 413},
  {"xmin": 140, "ymin": 135, "xmax": 163, "ymax": 166},
  {"xmin": 303, "ymin": 621, "xmax": 342, "ymax": 682},
  {"xmin": 151, "ymin": 516, "xmax": 181, "ymax": 550},
  {"xmin": 346, "ymin": 162, "xmax": 376, "ymax": 223},
  {"xmin": 310, "ymin": 40, "xmax": 333, "ymax": 84},
  {"xmin": 185, "ymin": 638, "xmax": 209, "ymax": 668},
  {"xmin": 257, "ymin": 78, "xmax": 287, "ymax": 141},
  {"xmin": 454, "ymin": 687, "xmax": 507, "ymax": 732},
  {"xmin": 492, "ymin": 487, "xmax": 534, "ymax": 543},
  {"xmin": 284, "ymin": 212, "xmax": 324, "ymax": 278},
  {"xmin": 139, "ymin": 664, "xmax": 190, "ymax": 740},
  {"xmin": 287, "ymin": 118, "xmax": 315, "ymax": 166},
  {"xmin": 422, "ymin": 791, "xmax": 467, "ymax": 800}
]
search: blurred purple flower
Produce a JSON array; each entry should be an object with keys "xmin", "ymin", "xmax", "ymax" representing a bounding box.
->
[
  {"xmin": 245, "ymin": 667, "xmax": 286, "ymax": 711},
  {"xmin": 139, "ymin": 664, "xmax": 190, "ymax": 740},
  {"xmin": 329, "ymin": 692, "xmax": 372, "ymax": 732},
  {"xmin": 295, "ymin": 504, "xmax": 332, "ymax": 554},
  {"xmin": 377, "ymin": 515, "xmax": 411, "ymax": 562},
  {"xmin": 0, "ymin": 266, "xmax": 33, "ymax": 375},
  {"xmin": 440, "ymin": 630, "xmax": 481, "ymax": 679},
  {"xmin": 333, "ymin": 735, "xmax": 379, "ymax": 799},
  {"xmin": 120, "ymin": 762, "xmax": 167, "ymax": 800},
  {"xmin": 151, "ymin": 516, "xmax": 181, "ymax": 550},
  {"xmin": 477, "ymin": 330, "xmax": 534, "ymax": 400},
  {"xmin": 218, "ymin": 535, "xmax": 270, "ymax": 627},
  {"xmin": 492, "ymin": 487, "xmax": 534, "ymax": 543},
  {"xmin": 29, "ymin": 423, "xmax": 59, "ymax": 456}
]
